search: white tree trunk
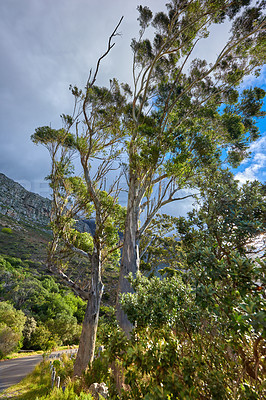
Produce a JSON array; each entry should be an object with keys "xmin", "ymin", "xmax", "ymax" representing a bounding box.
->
[
  {"xmin": 73, "ymin": 249, "xmax": 103, "ymax": 376},
  {"xmin": 117, "ymin": 177, "xmax": 140, "ymax": 336}
]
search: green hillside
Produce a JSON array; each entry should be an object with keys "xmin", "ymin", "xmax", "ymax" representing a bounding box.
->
[
  {"xmin": 0, "ymin": 213, "xmax": 50, "ymax": 264},
  {"xmin": 0, "ymin": 212, "xmax": 118, "ymax": 356},
  {"xmin": 0, "ymin": 212, "xmax": 118, "ymax": 304}
]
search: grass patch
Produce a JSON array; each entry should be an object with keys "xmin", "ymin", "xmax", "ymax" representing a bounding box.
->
[
  {"xmin": 0, "ymin": 361, "xmax": 51, "ymax": 400},
  {"xmin": 0, "ymin": 358, "xmax": 93, "ymax": 400},
  {"xmin": 3, "ymin": 346, "xmax": 78, "ymax": 360},
  {"xmin": 4, "ymin": 350, "xmax": 43, "ymax": 360}
]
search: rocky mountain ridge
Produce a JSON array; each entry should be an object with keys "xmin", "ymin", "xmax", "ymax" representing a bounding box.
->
[
  {"xmin": 0, "ymin": 173, "xmax": 94, "ymax": 234},
  {"xmin": 0, "ymin": 173, "xmax": 51, "ymax": 226}
]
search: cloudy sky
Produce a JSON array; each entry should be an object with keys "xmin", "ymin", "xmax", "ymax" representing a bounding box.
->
[{"xmin": 0, "ymin": 0, "xmax": 265, "ymax": 211}]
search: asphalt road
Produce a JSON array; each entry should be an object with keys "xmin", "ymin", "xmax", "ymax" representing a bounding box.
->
[
  {"xmin": 0, "ymin": 355, "xmax": 42, "ymax": 392},
  {"xmin": 0, "ymin": 350, "xmax": 77, "ymax": 392}
]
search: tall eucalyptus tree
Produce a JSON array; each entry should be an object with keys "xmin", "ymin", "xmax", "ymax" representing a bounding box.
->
[{"xmin": 32, "ymin": 0, "xmax": 266, "ymax": 371}]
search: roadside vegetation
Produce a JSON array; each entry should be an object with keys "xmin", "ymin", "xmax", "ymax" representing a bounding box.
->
[
  {"xmin": 0, "ymin": 254, "xmax": 86, "ymax": 355},
  {"xmin": 0, "ymin": 357, "xmax": 94, "ymax": 400},
  {"xmin": 0, "ymin": 212, "xmax": 118, "ymax": 358},
  {"xmin": 0, "ymin": 252, "xmax": 117, "ymax": 358},
  {"xmin": 0, "ymin": 172, "xmax": 265, "ymax": 399}
]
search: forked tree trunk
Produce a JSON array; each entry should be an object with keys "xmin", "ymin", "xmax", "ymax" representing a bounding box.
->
[
  {"xmin": 73, "ymin": 249, "xmax": 103, "ymax": 376},
  {"xmin": 117, "ymin": 179, "xmax": 140, "ymax": 336}
]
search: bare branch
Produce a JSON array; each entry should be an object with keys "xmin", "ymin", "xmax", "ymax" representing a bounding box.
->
[
  {"xmin": 139, "ymin": 190, "xmax": 196, "ymax": 237},
  {"xmin": 82, "ymin": 16, "xmax": 124, "ymax": 133},
  {"xmin": 87, "ymin": 16, "xmax": 124, "ymax": 89},
  {"xmin": 48, "ymin": 264, "xmax": 89, "ymax": 300}
]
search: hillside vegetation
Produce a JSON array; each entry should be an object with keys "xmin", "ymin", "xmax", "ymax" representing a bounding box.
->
[
  {"xmin": 0, "ymin": 212, "xmax": 118, "ymax": 357},
  {"xmin": 1, "ymin": 173, "xmax": 265, "ymax": 399}
]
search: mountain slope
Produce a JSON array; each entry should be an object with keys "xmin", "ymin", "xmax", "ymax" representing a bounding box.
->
[
  {"xmin": 0, "ymin": 173, "xmax": 118, "ymax": 305},
  {"xmin": 0, "ymin": 173, "xmax": 51, "ymax": 226}
]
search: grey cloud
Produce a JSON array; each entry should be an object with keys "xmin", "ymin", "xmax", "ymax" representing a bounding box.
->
[{"xmin": 0, "ymin": 0, "xmax": 164, "ymax": 188}]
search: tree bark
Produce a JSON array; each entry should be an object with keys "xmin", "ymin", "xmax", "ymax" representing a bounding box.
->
[
  {"xmin": 117, "ymin": 177, "xmax": 140, "ymax": 336},
  {"xmin": 73, "ymin": 248, "xmax": 103, "ymax": 376}
]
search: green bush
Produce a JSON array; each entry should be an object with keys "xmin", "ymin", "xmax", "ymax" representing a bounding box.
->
[
  {"xmin": 117, "ymin": 271, "xmax": 266, "ymax": 399},
  {"xmin": 0, "ymin": 253, "xmax": 86, "ymax": 349},
  {"xmin": 0, "ymin": 301, "xmax": 26, "ymax": 358},
  {"xmin": 120, "ymin": 273, "xmax": 194, "ymax": 330},
  {"xmin": 47, "ymin": 314, "xmax": 82, "ymax": 345},
  {"xmin": 1, "ymin": 227, "xmax": 12, "ymax": 234},
  {"xmin": 23, "ymin": 316, "xmax": 37, "ymax": 349},
  {"xmin": 29, "ymin": 324, "xmax": 57, "ymax": 351}
]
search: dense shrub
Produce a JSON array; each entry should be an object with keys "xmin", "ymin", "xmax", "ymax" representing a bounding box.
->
[
  {"xmin": 23, "ymin": 316, "xmax": 37, "ymax": 349},
  {"xmin": 1, "ymin": 227, "xmax": 12, "ymax": 234},
  {"xmin": 0, "ymin": 254, "xmax": 86, "ymax": 349},
  {"xmin": 29, "ymin": 324, "xmax": 57, "ymax": 351},
  {"xmin": 0, "ymin": 301, "xmax": 26, "ymax": 358},
  {"xmin": 47, "ymin": 314, "xmax": 82, "ymax": 345}
]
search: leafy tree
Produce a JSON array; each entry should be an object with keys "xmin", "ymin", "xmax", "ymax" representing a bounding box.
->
[
  {"xmin": 138, "ymin": 213, "xmax": 183, "ymax": 275},
  {"xmin": 32, "ymin": 0, "xmax": 266, "ymax": 374},
  {"xmin": 29, "ymin": 323, "xmax": 56, "ymax": 351},
  {"xmin": 120, "ymin": 273, "xmax": 193, "ymax": 329},
  {"xmin": 47, "ymin": 314, "xmax": 81, "ymax": 345},
  {"xmin": 118, "ymin": 172, "xmax": 265, "ymax": 398},
  {"xmin": 0, "ymin": 301, "xmax": 26, "ymax": 358},
  {"xmin": 22, "ymin": 316, "xmax": 37, "ymax": 350},
  {"xmin": 0, "ymin": 255, "xmax": 85, "ymax": 321},
  {"xmin": 31, "ymin": 28, "xmax": 127, "ymax": 370},
  {"xmin": 31, "ymin": 123, "xmax": 126, "ymax": 373}
]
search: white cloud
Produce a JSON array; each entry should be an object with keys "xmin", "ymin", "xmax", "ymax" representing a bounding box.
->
[
  {"xmin": 235, "ymin": 135, "xmax": 266, "ymax": 184},
  {"xmin": 241, "ymin": 65, "xmax": 266, "ymax": 89}
]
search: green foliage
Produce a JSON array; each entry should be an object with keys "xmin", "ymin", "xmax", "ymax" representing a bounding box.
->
[
  {"xmin": 116, "ymin": 172, "xmax": 266, "ymax": 398},
  {"xmin": 120, "ymin": 273, "xmax": 193, "ymax": 329},
  {"xmin": 36, "ymin": 387, "xmax": 94, "ymax": 400},
  {"xmin": 22, "ymin": 316, "xmax": 37, "ymax": 349},
  {"xmin": 31, "ymin": 126, "xmax": 75, "ymax": 149},
  {"xmin": 85, "ymin": 325, "xmax": 128, "ymax": 398},
  {"xmin": 118, "ymin": 284, "xmax": 265, "ymax": 398},
  {"xmin": 128, "ymin": 1, "xmax": 266, "ymax": 179},
  {"xmin": 0, "ymin": 254, "xmax": 86, "ymax": 349},
  {"xmin": 42, "ymin": 389, "xmax": 93, "ymax": 399},
  {"xmin": 1, "ymin": 227, "xmax": 12, "ymax": 234},
  {"xmin": 68, "ymin": 230, "xmax": 94, "ymax": 254},
  {"xmin": 0, "ymin": 301, "xmax": 26, "ymax": 358},
  {"xmin": 29, "ymin": 324, "xmax": 57, "ymax": 351},
  {"xmin": 139, "ymin": 213, "xmax": 183, "ymax": 274},
  {"xmin": 51, "ymin": 353, "xmax": 75, "ymax": 383},
  {"xmin": 119, "ymin": 326, "xmax": 265, "ymax": 400},
  {"xmin": 84, "ymin": 357, "xmax": 110, "ymax": 390},
  {"xmin": 47, "ymin": 314, "xmax": 81, "ymax": 346}
]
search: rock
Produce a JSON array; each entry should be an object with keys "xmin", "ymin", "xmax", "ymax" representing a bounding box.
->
[
  {"xmin": 75, "ymin": 219, "xmax": 95, "ymax": 235},
  {"xmin": 0, "ymin": 173, "xmax": 51, "ymax": 226},
  {"xmin": 0, "ymin": 173, "xmax": 95, "ymax": 233},
  {"xmin": 88, "ymin": 382, "xmax": 109, "ymax": 399}
]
